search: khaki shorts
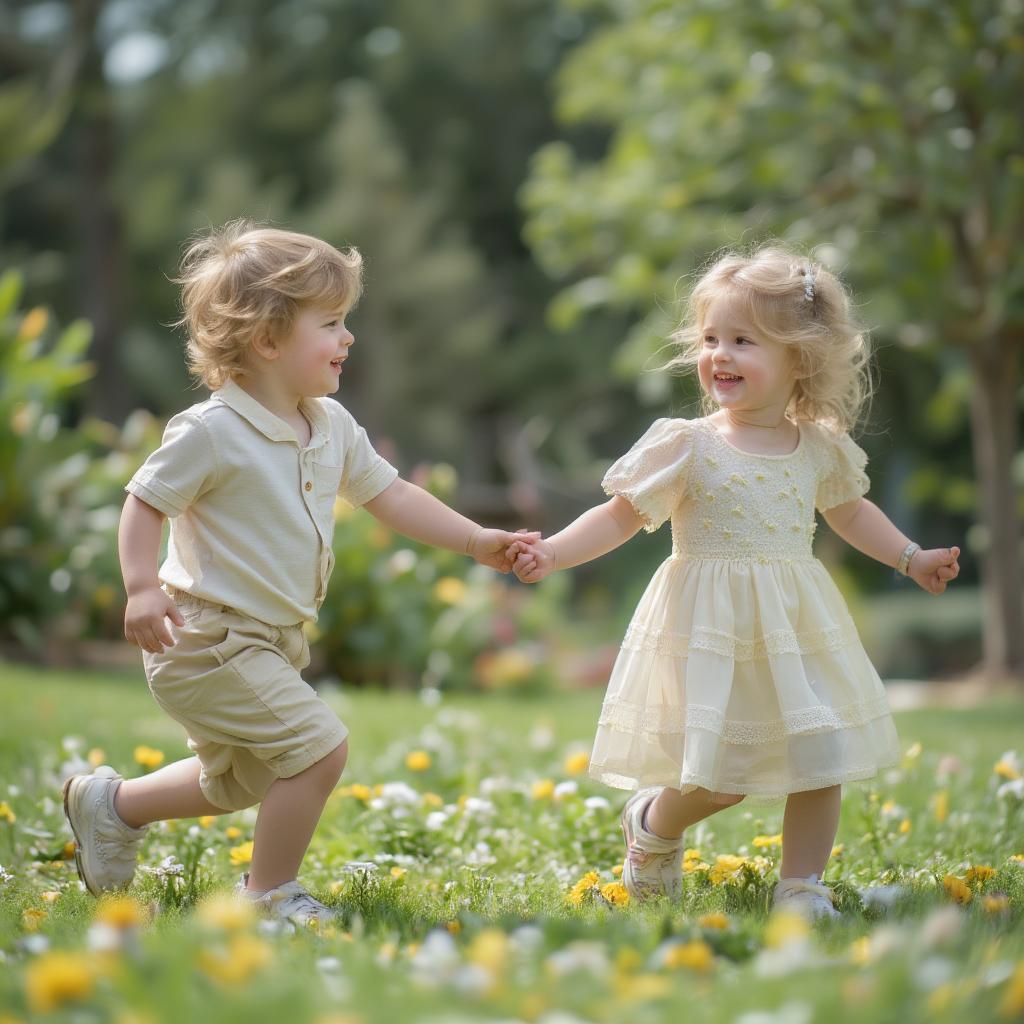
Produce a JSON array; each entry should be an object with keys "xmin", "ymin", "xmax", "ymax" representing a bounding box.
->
[{"xmin": 141, "ymin": 586, "xmax": 348, "ymax": 811}]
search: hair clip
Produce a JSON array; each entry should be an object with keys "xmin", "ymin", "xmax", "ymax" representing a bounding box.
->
[{"xmin": 803, "ymin": 265, "xmax": 816, "ymax": 302}]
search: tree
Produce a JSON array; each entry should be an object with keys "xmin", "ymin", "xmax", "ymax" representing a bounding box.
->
[{"xmin": 522, "ymin": 0, "xmax": 1024, "ymax": 681}]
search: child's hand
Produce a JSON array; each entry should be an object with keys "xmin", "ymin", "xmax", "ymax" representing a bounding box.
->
[
  {"xmin": 512, "ymin": 537, "xmax": 556, "ymax": 584},
  {"xmin": 908, "ymin": 545, "xmax": 961, "ymax": 595},
  {"xmin": 124, "ymin": 585, "xmax": 185, "ymax": 653},
  {"xmin": 469, "ymin": 528, "xmax": 541, "ymax": 573}
]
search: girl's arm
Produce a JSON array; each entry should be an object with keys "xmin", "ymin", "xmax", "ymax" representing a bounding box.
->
[
  {"xmin": 118, "ymin": 494, "xmax": 185, "ymax": 652},
  {"xmin": 823, "ymin": 497, "xmax": 960, "ymax": 595},
  {"xmin": 513, "ymin": 496, "xmax": 645, "ymax": 583},
  {"xmin": 363, "ymin": 477, "xmax": 538, "ymax": 573}
]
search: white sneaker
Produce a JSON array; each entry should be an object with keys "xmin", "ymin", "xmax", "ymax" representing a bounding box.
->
[
  {"xmin": 235, "ymin": 873, "xmax": 337, "ymax": 927},
  {"xmin": 772, "ymin": 874, "xmax": 840, "ymax": 920},
  {"xmin": 62, "ymin": 766, "xmax": 148, "ymax": 895},
  {"xmin": 619, "ymin": 787, "xmax": 683, "ymax": 901}
]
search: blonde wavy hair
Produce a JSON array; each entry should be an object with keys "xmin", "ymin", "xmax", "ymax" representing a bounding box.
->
[
  {"xmin": 170, "ymin": 219, "xmax": 363, "ymax": 390},
  {"xmin": 666, "ymin": 243, "xmax": 873, "ymax": 434}
]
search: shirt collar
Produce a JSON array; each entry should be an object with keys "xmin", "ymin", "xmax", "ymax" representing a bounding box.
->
[{"xmin": 214, "ymin": 379, "xmax": 330, "ymax": 449}]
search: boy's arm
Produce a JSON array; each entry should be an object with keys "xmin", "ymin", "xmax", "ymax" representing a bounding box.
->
[
  {"xmin": 822, "ymin": 498, "xmax": 960, "ymax": 594},
  {"xmin": 118, "ymin": 494, "xmax": 184, "ymax": 652},
  {"xmin": 362, "ymin": 478, "xmax": 538, "ymax": 573}
]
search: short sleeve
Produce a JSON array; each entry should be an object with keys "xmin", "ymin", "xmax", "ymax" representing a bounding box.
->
[
  {"xmin": 815, "ymin": 429, "xmax": 870, "ymax": 512},
  {"xmin": 601, "ymin": 418, "xmax": 694, "ymax": 533},
  {"xmin": 124, "ymin": 411, "xmax": 218, "ymax": 517},
  {"xmin": 335, "ymin": 406, "xmax": 399, "ymax": 507}
]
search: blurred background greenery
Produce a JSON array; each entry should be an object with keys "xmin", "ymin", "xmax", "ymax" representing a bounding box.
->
[{"xmin": 1, "ymin": 0, "xmax": 1021, "ymax": 689}]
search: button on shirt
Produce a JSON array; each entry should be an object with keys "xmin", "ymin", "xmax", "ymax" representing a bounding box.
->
[{"xmin": 125, "ymin": 379, "xmax": 398, "ymax": 625}]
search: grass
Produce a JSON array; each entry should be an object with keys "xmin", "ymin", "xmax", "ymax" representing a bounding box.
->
[{"xmin": 1, "ymin": 659, "xmax": 1023, "ymax": 1023}]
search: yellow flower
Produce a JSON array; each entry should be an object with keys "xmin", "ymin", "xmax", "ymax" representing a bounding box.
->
[
  {"xmin": 614, "ymin": 972, "xmax": 673, "ymax": 1001},
  {"xmin": 87, "ymin": 748, "xmax": 106, "ymax": 767},
  {"xmin": 697, "ymin": 912, "xmax": 730, "ymax": 930},
  {"xmin": 225, "ymin": 826, "xmax": 243, "ymax": 840},
  {"xmin": 849, "ymin": 936, "xmax": 872, "ymax": 965},
  {"xmin": 752, "ymin": 834, "xmax": 782, "ymax": 849},
  {"xmin": 17, "ymin": 307, "xmax": 49, "ymax": 343},
  {"xmin": 564, "ymin": 751, "xmax": 590, "ymax": 776},
  {"xmin": 899, "ymin": 818, "xmax": 912, "ymax": 835},
  {"xmin": 405, "ymin": 750, "xmax": 432, "ymax": 772},
  {"xmin": 764, "ymin": 911, "xmax": 810, "ymax": 948},
  {"xmin": 532, "ymin": 779, "xmax": 555, "ymax": 800},
  {"xmin": 983, "ymin": 894, "xmax": 1009, "ymax": 915},
  {"xmin": 600, "ymin": 882, "xmax": 629, "ymax": 907},
  {"xmin": 198, "ymin": 934, "xmax": 272, "ymax": 986},
  {"xmin": 229, "ymin": 841, "xmax": 255, "ymax": 865},
  {"xmin": 612, "ymin": 864, "xmax": 623, "ymax": 877},
  {"xmin": 196, "ymin": 892, "xmax": 256, "ymax": 931},
  {"xmin": 998, "ymin": 961, "xmax": 1024, "ymax": 1017},
  {"xmin": 943, "ymin": 874, "xmax": 973, "ymax": 905},
  {"xmin": 467, "ymin": 928, "xmax": 508, "ymax": 973},
  {"xmin": 338, "ymin": 783, "xmax": 373, "ymax": 801},
  {"xmin": 198, "ymin": 815, "xmax": 216, "ymax": 828},
  {"xmin": 0, "ymin": 801, "xmax": 15, "ymax": 824},
  {"xmin": 41, "ymin": 890, "xmax": 61, "ymax": 903},
  {"xmin": 709, "ymin": 854, "xmax": 747, "ymax": 885},
  {"xmin": 62, "ymin": 841, "xmax": 76, "ymax": 860},
  {"xmin": 994, "ymin": 759, "xmax": 1022, "ymax": 781},
  {"xmin": 567, "ymin": 871, "xmax": 600, "ymax": 906},
  {"xmin": 22, "ymin": 908, "xmax": 48, "ymax": 931},
  {"xmin": 94, "ymin": 895, "xmax": 146, "ymax": 929},
  {"xmin": 433, "ymin": 577, "xmax": 467, "ymax": 605},
  {"xmin": 663, "ymin": 940, "xmax": 715, "ymax": 973},
  {"xmin": 133, "ymin": 746, "xmax": 165, "ymax": 770},
  {"xmin": 1011, "ymin": 854, "xmax": 1024, "ymax": 865},
  {"xmin": 446, "ymin": 920, "xmax": 461, "ymax": 935},
  {"xmin": 933, "ymin": 790, "xmax": 949, "ymax": 824},
  {"xmin": 390, "ymin": 867, "xmax": 407, "ymax": 879},
  {"xmin": 965, "ymin": 864, "xmax": 996, "ymax": 884},
  {"xmin": 25, "ymin": 951, "xmax": 96, "ymax": 1012},
  {"xmin": 422, "ymin": 792, "xmax": 444, "ymax": 807},
  {"xmin": 831, "ymin": 844, "xmax": 845, "ymax": 857}
]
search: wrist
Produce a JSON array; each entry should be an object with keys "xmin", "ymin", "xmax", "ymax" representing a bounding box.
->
[
  {"xmin": 465, "ymin": 525, "xmax": 483, "ymax": 556},
  {"xmin": 894, "ymin": 540, "xmax": 921, "ymax": 577}
]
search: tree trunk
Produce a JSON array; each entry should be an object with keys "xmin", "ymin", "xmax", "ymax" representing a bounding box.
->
[{"xmin": 967, "ymin": 338, "xmax": 1024, "ymax": 683}]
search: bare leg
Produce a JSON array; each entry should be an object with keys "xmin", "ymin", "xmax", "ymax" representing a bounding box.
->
[
  {"xmin": 779, "ymin": 784, "xmax": 842, "ymax": 879},
  {"xmin": 114, "ymin": 756, "xmax": 230, "ymax": 827},
  {"xmin": 646, "ymin": 786, "xmax": 745, "ymax": 840},
  {"xmin": 246, "ymin": 741, "xmax": 348, "ymax": 892}
]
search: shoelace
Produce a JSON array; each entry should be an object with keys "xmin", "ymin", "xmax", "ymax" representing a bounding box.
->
[
  {"xmin": 776, "ymin": 879, "xmax": 834, "ymax": 903},
  {"xmin": 268, "ymin": 887, "xmax": 330, "ymax": 918}
]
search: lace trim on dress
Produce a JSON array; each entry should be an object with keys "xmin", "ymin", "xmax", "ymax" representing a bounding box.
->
[
  {"xmin": 620, "ymin": 620, "xmax": 860, "ymax": 662},
  {"xmin": 596, "ymin": 693, "xmax": 892, "ymax": 744}
]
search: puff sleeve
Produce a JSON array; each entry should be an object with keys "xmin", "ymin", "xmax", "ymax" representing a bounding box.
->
[
  {"xmin": 125, "ymin": 411, "xmax": 219, "ymax": 517},
  {"xmin": 601, "ymin": 418, "xmax": 695, "ymax": 533},
  {"xmin": 815, "ymin": 429, "xmax": 870, "ymax": 512}
]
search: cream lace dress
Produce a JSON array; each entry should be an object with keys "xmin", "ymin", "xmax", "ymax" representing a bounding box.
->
[{"xmin": 590, "ymin": 415, "xmax": 901, "ymax": 804}]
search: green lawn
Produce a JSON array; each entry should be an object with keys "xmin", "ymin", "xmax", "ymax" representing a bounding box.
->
[{"xmin": 1, "ymin": 660, "xmax": 1023, "ymax": 1023}]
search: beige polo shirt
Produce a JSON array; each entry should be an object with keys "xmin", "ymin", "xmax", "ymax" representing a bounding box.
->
[{"xmin": 125, "ymin": 379, "xmax": 398, "ymax": 625}]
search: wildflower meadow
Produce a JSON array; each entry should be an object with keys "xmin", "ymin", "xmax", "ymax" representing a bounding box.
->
[{"xmin": 1, "ymin": 661, "xmax": 1023, "ymax": 1023}]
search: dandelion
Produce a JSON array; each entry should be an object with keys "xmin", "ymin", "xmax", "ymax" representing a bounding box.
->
[
  {"xmin": 764, "ymin": 911, "xmax": 811, "ymax": 949},
  {"xmin": 531, "ymin": 779, "xmax": 555, "ymax": 800},
  {"xmin": 87, "ymin": 748, "xmax": 106, "ymax": 767},
  {"xmin": 22, "ymin": 908, "xmax": 48, "ymax": 931},
  {"xmin": 133, "ymin": 746, "xmax": 165, "ymax": 771},
  {"xmin": 753, "ymin": 834, "xmax": 782, "ymax": 849},
  {"xmin": 198, "ymin": 934, "xmax": 273, "ymax": 986},
  {"xmin": 899, "ymin": 819, "xmax": 912, "ymax": 835},
  {"xmin": 709, "ymin": 854, "xmax": 747, "ymax": 885},
  {"xmin": 0, "ymin": 801, "xmax": 15, "ymax": 824},
  {"xmin": 390, "ymin": 867, "xmax": 407, "ymax": 879},
  {"xmin": 405, "ymin": 750, "xmax": 432, "ymax": 772},
  {"xmin": 225, "ymin": 825, "xmax": 243, "ymax": 840},
  {"xmin": 198, "ymin": 815, "xmax": 216, "ymax": 828},
  {"xmin": 994, "ymin": 752, "xmax": 1022, "ymax": 781},
  {"xmin": 697, "ymin": 912, "xmax": 730, "ymax": 930},
  {"xmin": 943, "ymin": 874, "xmax": 973, "ymax": 905},
  {"xmin": 661, "ymin": 940, "xmax": 715, "ymax": 973},
  {"xmin": 94, "ymin": 895, "xmax": 147, "ymax": 930},
  {"xmin": 965, "ymin": 865, "xmax": 996, "ymax": 884},
  {"xmin": 567, "ymin": 871, "xmax": 600, "ymax": 906},
  {"xmin": 600, "ymin": 882, "xmax": 629, "ymax": 907},
  {"xmin": 933, "ymin": 790, "xmax": 949, "ymax": 824},
  {"xmin": 983, "ymin": 894, "xmax": 1010, "ymax": 916},
  {"xmin": 467, "ymin": 929, "xmax": 508, "ymax": 974},
  {"xmin": 196, "ymin": 892, "xmax": 256, "ymax": 931},
  {"xmin": 433, "ymin": 577, "xmax": 467, "ymax": 605},
  {"xmin": 41, "ymin": 890, "xmax": 61, "ymax": 903},
  {"xmin": 229, "ymin": 841, "xmax": 255, "ymax": 865},
  {"xmin": 831, "ymin": 844, "xmax": 845, "ymax": 857},
  {"xmin": 25, "ymin": 951, "xmax": 96, "ymax": 1012},
  {"xmin": 446, "ymin": 920, "xmax": 461, "ymax": 935},
  {"xmin": 338, "ymin": 783, "xmax": 372, "ymax": 801},
  {"xmin": 564, "ymin": 751, "xmax": 590, "ymax": 775}
]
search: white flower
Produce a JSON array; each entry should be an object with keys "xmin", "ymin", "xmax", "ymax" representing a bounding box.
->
[
  {"xmin": 545, "ymin": 941, "xmax": 610, "ymax": 977},
  {"xmin": 388, "ymin": 549, "xmax": 418, "ymax": 575},
  {"xmin": 0, "ymin": 864, "xmax": 14, "ymax": 884},
  {"xmin": 919, "ymin": 906, "xmax": 964, "ymax": 950},
  {"xmin": 410, "ymin": 929, "xmax": 460, "ymax": 982},
  {"xmin": 425, "ymin": 812, "xmax": 450, "ymax": 831},
  {"xmin": 462, "ymin": 797, "xmax": 495, "ymax": 818},
  {"xmin": 996, "ymin": 778, "xmax": 1024, "ymax": 801},
  {"xmin": 86, "ymin": 923, "xmax": 123, "ymax": 953},
  {"xmin": 914, "ymin": 956, "xmax": 955, "ymax": 991},
  {"xmin": 553, "ymin": 781, "xmax": 578, "ymax": 801},
  {"xmin": 857, "ymin": 885, "xmax": 909, "ymax": 912},
  {"xmin": 735, "ymin": 1002, "xmax": 813, "ymax": 1024},
  {"xmin": 583, "ymin": 796, "xmax": 610, "ymax": 812}
]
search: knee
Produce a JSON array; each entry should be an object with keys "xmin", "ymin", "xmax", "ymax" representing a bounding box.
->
[
  {"xmin": 700, "ymin": 788, "xmax": 745, "ymax": 807},
  {"xmin": 312, "ymin": 740, "xmax": 348, "ymax": 789}
]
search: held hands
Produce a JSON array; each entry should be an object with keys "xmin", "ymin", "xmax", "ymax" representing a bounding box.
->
[
  {"xmin": 467, "ymin": 527, "xmax": 541, "ymax": 574},
  {"xmin": 508, "ymin": 534, "xmax": 556, "ymax": 584},
  {"xmin": 124, "ymin": 585, "xmax": 185, "ymax": 654},
  {"xmin": 908, "ymin": 545, "xmax": 961, "ymax": 595}
]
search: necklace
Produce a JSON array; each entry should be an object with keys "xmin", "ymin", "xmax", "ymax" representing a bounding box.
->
[{"xmin": 724, "ymin": 412, "xmax": 790, "ymax": 430}]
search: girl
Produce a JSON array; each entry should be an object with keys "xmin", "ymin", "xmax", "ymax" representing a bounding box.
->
[
  {"xmin": 511, "ymin": 245, "xmax": 961, "ymax": 919},
  {"xmin": 63, "ymin": 221, "xmax": 537, "ymax": 926}
]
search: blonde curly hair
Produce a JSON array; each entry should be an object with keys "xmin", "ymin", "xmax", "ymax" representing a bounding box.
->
[
  {"xmin": 170, "ymin": 219, "xmax": 363, "ymax": 390},
  {"xmin": 666, "ymin": 243, "xmax": 874, "ymax": 434}
]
